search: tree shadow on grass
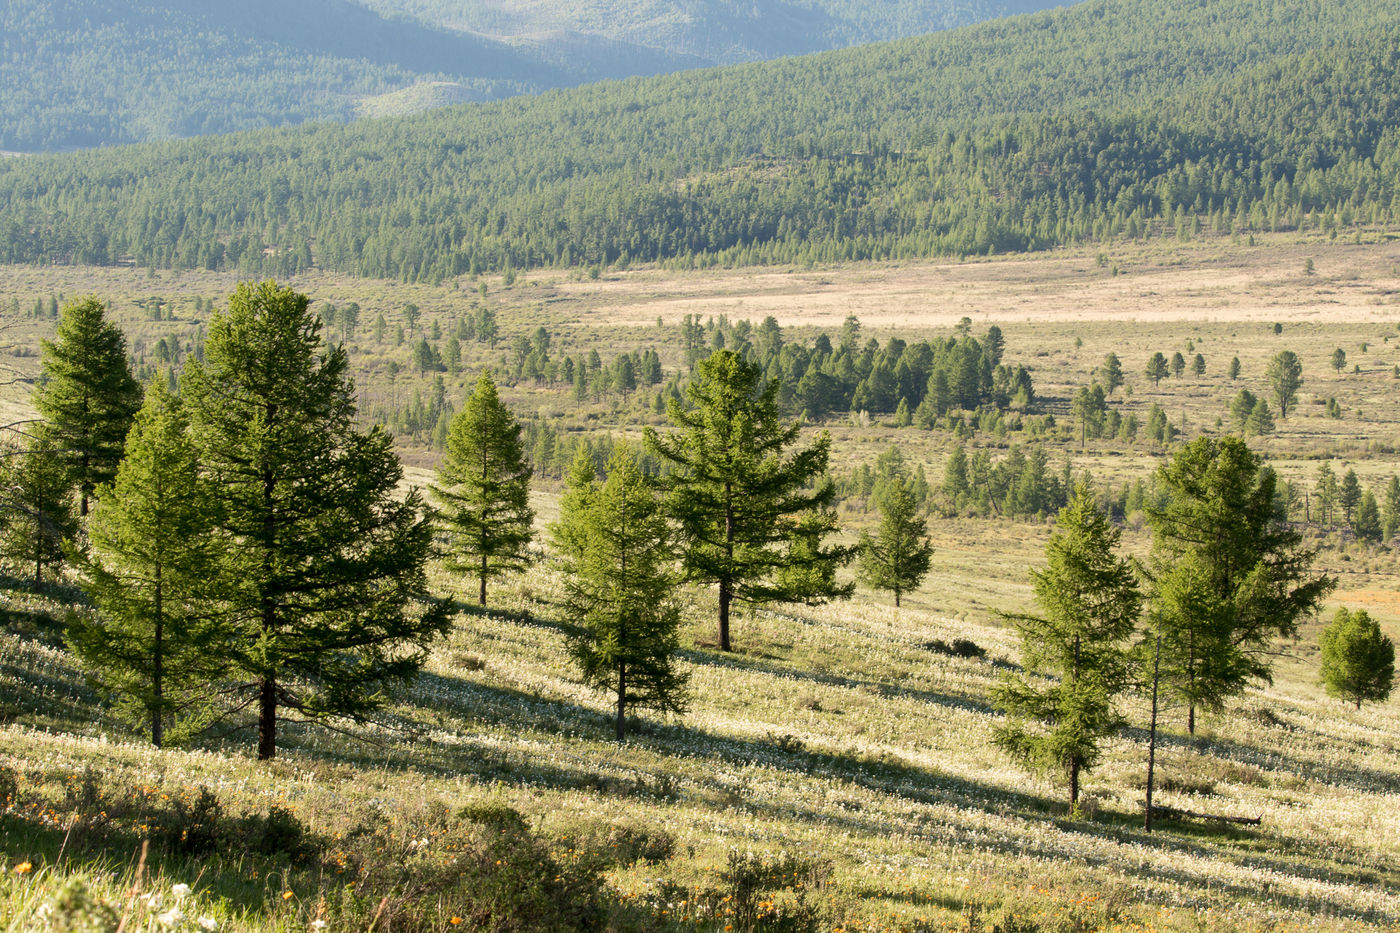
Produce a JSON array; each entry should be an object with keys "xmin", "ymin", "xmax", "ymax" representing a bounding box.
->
[{"xmin": 372, "ymin": 670, "xmax": 1400, "ymax": 925}]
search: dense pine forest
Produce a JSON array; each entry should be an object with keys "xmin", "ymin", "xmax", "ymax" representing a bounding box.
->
[{"xmin": 2, "ymin": 0, "xmax": 1399, "ymax": 278}]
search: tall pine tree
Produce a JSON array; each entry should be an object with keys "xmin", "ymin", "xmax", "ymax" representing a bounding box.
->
[
  {"xmin": 566, "ymin": 446, "xmax": 687, "ymax": 741},
  {"xmin": 1, "ymin": 429, "xmax": 77, "ymax": 589},
  {"xmin": 858, "ymin": 476, "xmax": 933, "ymax": 607},
  {"xmin": 432, "ymin": 373, "xmax": 535, "ymax": 606},
  {"xmin": 69, "ymin": 382, "xmax": 222, "ymax": 747},
  {"xmin": 646, "ymin": 350, "xmax": 850, "ymax": 651},
  {"xmin": 34, "ymin": 297, "xmax": 142, "ymax": 516},
  {"xmin": 184, "ymin": 281, "xmax": 448, "ymax": 760},
  {"xmin": 1148, "ymin": 437, "xmax": 1333, "ymax": 733},
  {"xmin": 994, "ymin": 486, "xmax": 1141, "ymax": 808}
]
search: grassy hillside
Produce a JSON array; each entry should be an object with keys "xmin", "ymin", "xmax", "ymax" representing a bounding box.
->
[
  {"xmin": 2, "ymin": 0, "xmax": 1399, "ymax": 279},
  {"xmin": 2, "ymin": 545, "xmax": 1398, "ymax": 929},
  {"xmin": 3, "ymin": 235, "xmax": 1400, "ymax": 927}
]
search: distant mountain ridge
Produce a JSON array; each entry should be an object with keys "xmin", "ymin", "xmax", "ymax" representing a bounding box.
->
[
  {"xmin": 359, "ymin": 0, "xmax": 1068, "ymax": 66},
  {"xmin": 0, "ymin": 0, "xmax": 1074, "ymax": 152}
]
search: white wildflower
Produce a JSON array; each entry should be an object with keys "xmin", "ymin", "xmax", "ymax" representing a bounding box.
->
[
  {"xmin": 157, "ymin": 905, "xmax": 185, "ymax": 926},
  {"xmin": 172, "ymin": 883, "xmax": 192, "ymax": 899},
  {"xmin": 199, "ymin": 917, "xmax": 219, "ymax": 931}
]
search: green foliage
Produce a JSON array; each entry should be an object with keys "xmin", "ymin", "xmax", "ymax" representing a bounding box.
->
[
  {"xmin": 565, "ymin": 446, "xmax": 687, "ymax": 740},
  {"xmin": 994, "ymin": 486, "xmax": 1142, "ymax": 806},
  {"xmin": 1145, "ymin": 353, "xmax": 1169, "ymax": 387},
  {"xmin": 1147, "ymin": 437, "xmax": 1334, "ymax": 733},
  {"xmin": 647, "ymin": 350, "xmax": 850, "ymax": 651},
  {"xmin": 1340, "ymin": 469, "xmax": 1362, "ymax": 524},
  {"xmin": 1319, "ymin": 608, "xmax": 1395, "ymax": 710},
  {"xmin": 1332, "ymin": 347, "xmax": 1348, "ymax": 372},
  {"xmin": 1266, "ymin": 350, "xmax": 1304, "ymax": 418},
  {"xmin": 432, "ymin": 373, "xmax": 535, "ymax": 606},
  {"xmin": 182, "ymin": 280, "xmax": 448, "ymax": 759},
  {"xmin": 6, "ymin": 5, "xmax": 1400, "ymax": 278},
  {"xmin": 1353, "ymin": 490, "xmax": 1382, "ymax": 543},
  {"xmin": 1315, "ymin": 462, "xmax": 1340, "ymax": 525},
  {"xmin": 33, "ymin": 297, "xmax": 142, "ymax": 515},
  {"xmin": 857, "ymin": 476, "xmax": 933, "ymax": 607},
  {"xmin": 1099, "ymin": 353, "xmax": 1124, "ymax": 395},
  {"xmin": 0, "ymin": 430, "xmax": 77, "ymax": 590},
  {"xmin": 67, "ymin": 382, "xmax": 223, "ymax": 747}
]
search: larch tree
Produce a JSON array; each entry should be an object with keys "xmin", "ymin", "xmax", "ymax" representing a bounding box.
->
[
  {"xmin": 645, "ymin": 350, "xmax": 850, "ymax": 652},
  {"xmin": 34, "ymin": 297, "xmax": 143, "ymax": 516},
  {"xmin": 69, "ymin": 382, "xmax": 223, "ymax": 747},
  {"xmin": 1319, "ymin": 608, "xmax": 1394, "ymax": 710},
  {"xmin": 1099, "ymin": 353, "xmax": 1125, "ymax": 395},
  {"xmin": 1145, "ymin": 353, "xmax": 1169, "ymax": 387},
  {"xmin": 857, "ymin": 476, "xmax": 933, "ymax": 608},
  {"xmin": 183, "ymin": 281, "xmax": 448, "ymax": 761},
  {"xmin": 432, "ymin": 373, "xmax": 535, "ymax": 606},
  {"xmin": 1266, "ymin": 350, "xmax": 1303, "ymax": 418},
  {"xmin": 994, "ymin": 486, "xmax": 1142, "ymax": 809},
  {"xmin": 566, "ymin": 446, "xmax": 687, "ymax": 741},
  {"xmin": 1, "ymin": 429, "xmax": 77, "ymax": 589},
  {"xmin": 1147, "ymin": 437, "xmax": 1333, "ymax": 734}
]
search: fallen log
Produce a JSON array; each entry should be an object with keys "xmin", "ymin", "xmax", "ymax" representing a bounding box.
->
[{"xmin": 1146, "ymin": 804, "xmax": 1261, "ymax": 826}]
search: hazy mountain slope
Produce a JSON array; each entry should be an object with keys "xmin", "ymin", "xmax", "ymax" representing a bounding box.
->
[
  {"xmin": 2, "ymin": 0, "xmax": 1397, "ymax": 277},
  {"xmin": 360, "ymin": 0, "xmax": 1072, "ymax": 65},
  {"xmin": 0, "ymin": 0, "xmax": 565, "ymax": 152},
  {"xmin": 0, "ymin": 0, "xmax": 1078, "ymax": 152}
]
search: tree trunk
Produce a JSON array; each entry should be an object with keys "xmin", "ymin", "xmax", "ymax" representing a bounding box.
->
[
  {"xmin": 720, "ymin": 481, "xmax": 734, "ymax": 651},
  {"xmin": 152, "ymin": 573, "xmax": 164, "ymax": 749},
  {"xmin": 1145, "ymin": 634, "xmax": 1161, "ymax": 833},
  {"xmin": 894, "ymin": 589, "xmax": 901, "ymax": 608},
  {"xmin": 616, "ymin": 664, "xmax": 626, "ymax": 742},
  {"xmin": 1070, "ymin": 758, "xmax": 1080, "ymax": 808},
  {"xmin": 258, "ymin": 678, "xmax": 277, "ymax": 760},
  {"xmin": 479, "ymin": 553, "xmax": 487, "ymax": 606},
  {"xmin": 1188, "ymin": 702, "xmax": 1195, "ymax": 736},
  {"xmin": 718, "ymin": 582, "xmax": 731, "ymax": 652}
]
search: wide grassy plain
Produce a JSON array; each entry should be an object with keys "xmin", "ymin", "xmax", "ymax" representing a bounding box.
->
[{"xmin": 1, "ymin": 231, "xmax": 1399, "ymax": 930}]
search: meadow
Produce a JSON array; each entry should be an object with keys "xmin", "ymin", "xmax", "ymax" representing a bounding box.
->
[{"xmin": 1, "ymin": 230, "xmax": 1399, "ymax": 930}]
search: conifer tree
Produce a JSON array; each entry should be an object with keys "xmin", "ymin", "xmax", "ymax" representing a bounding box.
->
[
  {"xmin": 183, "ymin": 281, "xmax": 447, "ymax": 760},
  {"xmin": 1316, "ymin": 462, "xmax": 1339, "ymax": 525},
  {"xmin": 1383, "ymin": 475, "xmax": 1400, "ymax": 541},
  {"xmin": 432, "ymin": 373, "xmax": 534, "ymax": 606},
  {"xmin": 566, "ymin": 447, "xmax": 687, "ymax": 740},
  {"xmin": 1245, "ymin": 399, "xmax": 1275, "ymax": 436},
  {"xmin": 1266, "ymin": 350, "xmax": 1303, "ymax": 417},
  {"xmin": 34, "ymin": 297, "xmax": 142, "ymax": 515},
  {"xmin": 69, "ymin": 382, "xmax": 221, "ymax": 747},
  {"xmin": 858, "ymin": 477, "xmax": 933, "ymax": 607},
  {"xmin": 994, "ymin": 486, "xmax": 1141, "ymax": 808},
  {"xmin": 1099, "ymin": 353, "xmax": 1124, "ymax": 395},
  {"xmin": 1, "ymin": 430, "xmax": 77, "ymax": 589},
  {"xmin": 1148, "ymin": 437, "xmax": 1333, "ymax": 734},
  {"xmin": 646, "ymin": 350, "xmax": 850, "ymax": 651},
  {"xmin": 1340, "ymin": 469, "xmax": 1362, "ymax": 524},
  {"xmin": 1319, "ymin": 608, "xmax": 1394, "ymax": 710},
  {"xmin": 1145, "ymin": 353, "xmax": 1169, "ymax": 387},
  {"xmin": 549, "ymin": 444, "xmax": 599, "ymax": 572},
  {"xmin": 1353, "ymin": 491, "xmax": 1382, "ymax": 543}
]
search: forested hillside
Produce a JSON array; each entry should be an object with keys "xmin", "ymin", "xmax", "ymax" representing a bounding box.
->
[
  {"xmin": 0, "ymin": 0, "xmax": 1067, "ymax": 152},
  {"xmin": 2, "ymin": 0, "xmax": 1399, "ymax": 277}
]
